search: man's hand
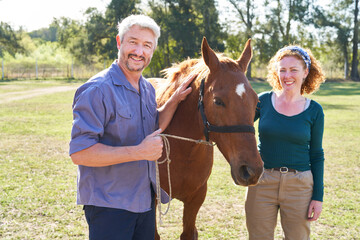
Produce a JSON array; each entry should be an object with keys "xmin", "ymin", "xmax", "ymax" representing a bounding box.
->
[
  {"xmin": 158, "ymin": 74, "xmax": 195, "ymax": 131},
  {"xmin": 138, "ymin": 129, "xmax": 163, "ymax": 161},
  {"xmin": 172, "ymin": 74, "xmax": 194, "ymax": 103}
]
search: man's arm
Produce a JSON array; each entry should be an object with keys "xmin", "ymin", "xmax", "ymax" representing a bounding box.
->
[
  {"xmin": 158, "ymin": 75, "xmax": 194, "ymax": 131},
  {"xmin": 71, "ymin": 129, "xmax": 163, "ymax": 167}
]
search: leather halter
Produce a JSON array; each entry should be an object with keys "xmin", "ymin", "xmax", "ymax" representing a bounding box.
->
[{"xmin": 197, "ymin": 78, "xmax": 255, "ymax": 142}]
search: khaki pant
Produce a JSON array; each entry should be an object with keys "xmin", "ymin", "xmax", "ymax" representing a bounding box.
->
[{"xmin": 245, "ymin": 169, "xmax": 313, "ymax": 240}]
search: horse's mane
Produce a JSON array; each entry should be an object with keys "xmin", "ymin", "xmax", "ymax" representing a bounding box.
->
[{"xmin": 156, "ymin": 53, "xmax": 240, "ymax": 106}]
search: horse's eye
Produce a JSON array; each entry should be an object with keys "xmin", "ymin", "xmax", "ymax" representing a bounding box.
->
[{"xmin": 214, "ymin": 97, "xmax": 225, "ymax": 107}]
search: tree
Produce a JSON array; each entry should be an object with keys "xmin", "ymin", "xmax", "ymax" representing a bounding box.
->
[
  {"xmin": 227, "ymin": 0, "xmax": 255, "ymax": 78},
  {"xmin": 351, "ymin": 0, "xmax": 359, "ymax": 80},
  {"xmin": 53, "ymin": 0, "xmax": 140, "ymax": 64},
  {"xmin": 84, "ymin": 7, "xmax": 111, "ymax": 60},
  {"xmin": 103, "ymin": 0, "xmax": 141, "ymax": 60},
  {"xmin": 166, "ymin": 0, "xmax": 201, "ymax": 59},
  {"xmin": 28, "ymin": 25, "xmax": 58, "ymax": 42},
  {"xmin": 263, "ymin": 0, "xmax": 312, "ymax": 45},
  {"xmin": 83, "ymin": 0, "xmax": 141, "ymax": 63},
  {"xmin": 193, "ymin": 0, "xmax": 225, "ymax": 52},
  {"xmin": 0, "ymin": 22, "xmax": 24, "ymax": 57},
  {"xmin": 148, "ymin": 0, "xmax": 173, "ymax": 76},
  {"xmin": 52, "ymin": 17, "xmax": 91, "ymax": 63},
  {"xmin": 312, "ymin": 0, "xmax": 358, "ymax": 80},
  {"xmin": 312, "ymin": 5, "xmax": 351, "ymax": 79},
  {"xmin": 147, "ymin": 0, "xmax": 224, "ymax": 77}
]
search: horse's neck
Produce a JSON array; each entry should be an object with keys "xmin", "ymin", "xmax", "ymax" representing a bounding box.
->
[{"xmin": 166, "ymin": 83, "xmax": 204, "ymax": 139}]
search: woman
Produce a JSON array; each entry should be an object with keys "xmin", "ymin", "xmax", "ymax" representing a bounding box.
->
[{"xmin": 245, "ymin": 46, "xmax": 325, "ymax": 240}]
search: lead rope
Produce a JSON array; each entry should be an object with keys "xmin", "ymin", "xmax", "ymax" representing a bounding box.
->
[{"xmin": 155, "ymin": 133, "xmax": 215, "ymax": 225}]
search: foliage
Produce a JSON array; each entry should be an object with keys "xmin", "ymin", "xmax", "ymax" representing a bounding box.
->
[
  {"xmin": 28, "ymin": 25, "xmax": 58, "ymax": 42},
  {"xmin": 3, "ymin": 39, "xmax": 71, "ymax": 67},
  {"xmin": 224, "ymin": 32, "xmax": 249, "ymax": 60},
  {"xmin": 105, "ymin": 0, "xmax": 141, "ymax": 60},
  {"xmin": 193, "ymin": 0, "xmax": 225, "ymax": 52},
  {"xmin": 227, "ymin": 0, "xmax": 255, "ymax": 38},
  {"xmin": 311, "ymin": 0, "xmax": 353, "ymax": 79},
  {"xmin": 226, "ymin": 0, "xmax": 256, "ymax": 77},
  {"xmin": 49, "ymin": 0, "xmax": 140, "ymax": 64},
  {"xmin": 146, "ymin": 0, "xmax": 225, "ymax": 76},
  {"xmin": 0, "ymin": 0, "xmax": 359, "ymax": 79},
  {"xmin": 0, "ymin": 22, "xmax": 24, "ymax": 57}
]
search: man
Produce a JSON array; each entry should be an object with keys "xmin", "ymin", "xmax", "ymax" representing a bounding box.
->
[{"xmin": 69, "ymin": 15, "xmax": 193, "ymax": 239}]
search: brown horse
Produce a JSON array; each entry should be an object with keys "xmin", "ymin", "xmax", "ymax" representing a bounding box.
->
[{"xmin": 154, "ymin": 38, "xmax": 263, "ymax": 240}]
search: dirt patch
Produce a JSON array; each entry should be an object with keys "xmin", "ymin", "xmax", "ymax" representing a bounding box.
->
[{"xmin": 0, "ymin": 85, "xmax": 78, "ymax": 104}]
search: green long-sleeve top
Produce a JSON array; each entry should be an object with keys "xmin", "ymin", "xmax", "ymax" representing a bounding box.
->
[{"xmin": 255, "ymin": 91, "xmax": 325, "ymax": 202}]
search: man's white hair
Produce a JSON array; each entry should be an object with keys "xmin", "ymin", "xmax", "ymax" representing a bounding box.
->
[{"xmin": 117, "ymin": 15, "xmax": 161, "ymax": 47}]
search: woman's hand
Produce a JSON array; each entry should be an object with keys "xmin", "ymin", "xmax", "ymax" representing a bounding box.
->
[{"xmin": 307, "ymin": 200, "xmax": 323, "ymax": 221}]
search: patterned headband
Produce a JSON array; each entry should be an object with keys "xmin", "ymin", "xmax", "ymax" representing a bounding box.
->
[{"xmin": 278, "ymin": 46, "xmax": 311, "ymax": 70}]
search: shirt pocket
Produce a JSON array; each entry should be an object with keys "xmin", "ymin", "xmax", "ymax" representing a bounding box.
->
[
  {"xmin": 117, "ymin": 106, "xmax": 133, "ymax": 119},
  {"xmin": 114, "ymin": 106, "xmax": 137, "ymax": 144}
]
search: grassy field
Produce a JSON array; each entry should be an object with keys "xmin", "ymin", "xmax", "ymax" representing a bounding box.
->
[{"xmin": 0, "ymin": 79, "xmax": 359, "ymax": 239}]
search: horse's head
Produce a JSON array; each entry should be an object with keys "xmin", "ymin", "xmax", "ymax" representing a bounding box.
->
[{"xmin": 200, "ymin": 37, "xmax": 263, "ymax": 186}]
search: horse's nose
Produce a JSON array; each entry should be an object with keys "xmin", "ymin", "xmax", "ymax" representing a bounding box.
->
[
  {"xmin": 239, "ymin": 165, "xmax": 254, "ymax": 182},
  {"xmin": 231, "ymin": 163, "xmax": 263, "ymax": 186}
]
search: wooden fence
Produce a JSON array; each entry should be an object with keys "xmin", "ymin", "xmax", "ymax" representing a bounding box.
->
[
  {"xmin": 0, "ymin": 59, "xmax": 348, "ymax": 80},
  {"xmin": 1, "ymin": 60, "xmax": 104, "ymax": 80}
]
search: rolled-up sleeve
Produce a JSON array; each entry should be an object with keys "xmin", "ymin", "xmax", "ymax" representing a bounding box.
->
[{"xmin": 69, "ymin": 86, "xmax": 106, "ymax": 155}]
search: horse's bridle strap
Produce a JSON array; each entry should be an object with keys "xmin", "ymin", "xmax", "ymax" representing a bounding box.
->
[{"xmin": 198, "ymin": 78, "xmax": 255, "ymax": 141}]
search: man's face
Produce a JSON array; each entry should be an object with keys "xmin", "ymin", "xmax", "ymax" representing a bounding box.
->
[{"xmin": 117, "ymin": 25, "xmax": 156, "ymax": 73}]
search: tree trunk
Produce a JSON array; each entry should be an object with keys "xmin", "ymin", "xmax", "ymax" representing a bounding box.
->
[
  {"xmin": 246, "ymin": 0, "xmax": 252, "ymax": 79},
  {"xmin": 164, "ymin": 0, "xmax": 171, "ymax": 67},
  {"xmin": 351, "ymin": 0, "xmax": 360, "ymax": 81},
  {"xmin": 344, "ymin": 51, "xmax": 350, "ymax": 79},
  {"xmin": 228, "ymin": 0, "xmax": 253, "ymax": 78},
  {"xmin": 340, "ymin": 34, "xmax": 350, "ymax": 79}
]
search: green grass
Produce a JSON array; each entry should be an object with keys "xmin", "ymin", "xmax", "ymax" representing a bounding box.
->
[{"xmin": 0, "ymin": 79, "xmax": 359, "ymax": 239}]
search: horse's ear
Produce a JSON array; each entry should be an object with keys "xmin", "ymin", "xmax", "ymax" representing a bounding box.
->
[
  {"xmin": 202, "ymin": 37, "xmax": 219, "ymax": 72},
  {"xmin": 236, "ymin": 39, "xmax": 252, "ymax": 73}
]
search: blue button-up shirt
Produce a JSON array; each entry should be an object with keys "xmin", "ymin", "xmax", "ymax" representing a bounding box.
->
[{"xmin": 69, "ymin": 60, "xmax": 168, "ymax": 213}]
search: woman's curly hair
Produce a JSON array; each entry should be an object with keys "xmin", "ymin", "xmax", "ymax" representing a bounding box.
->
[{"xmin": 266, "ymin": 46, "xmax": 326, "ymax": 95}]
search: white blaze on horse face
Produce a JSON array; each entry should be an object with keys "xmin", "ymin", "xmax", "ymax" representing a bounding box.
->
[{"xmin": 236, "ymin": 83, "xmax": 246, "ymax": 98}]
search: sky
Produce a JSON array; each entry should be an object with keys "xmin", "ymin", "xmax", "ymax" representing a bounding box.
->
[
  {"xmin": 0, "ymin": 0, "xmax": 236, "ymax": 32},
  {"xmin": 0, "ymin": 0, "xmax": 112, "ymax": 31}
]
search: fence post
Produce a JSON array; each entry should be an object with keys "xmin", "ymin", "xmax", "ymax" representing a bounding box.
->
[
  {"xmin": 36, "ymin": 58, "xmax": 38, "ymax": 79},
  {"xmin": 71, "ymin": 59, "xmax": 74, "ymax": 78},
  {"xmin": 1, "ymin": 59, "xmax": 4, "ymax": 80}
]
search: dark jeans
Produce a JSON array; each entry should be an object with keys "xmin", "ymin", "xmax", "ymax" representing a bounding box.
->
[{"xmin": 83, "ymin": 196, "xmax": 155, "ymax": 240}]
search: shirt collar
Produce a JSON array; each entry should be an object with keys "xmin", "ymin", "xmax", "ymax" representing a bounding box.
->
[{"xmin": 109, "ymin": 60, "xmax": 147, "ymax": 93}]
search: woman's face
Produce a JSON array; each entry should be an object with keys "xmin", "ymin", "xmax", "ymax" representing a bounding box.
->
[{"xmin": 277, "ymin": 56, "xmax": 308, "ymax": 94}]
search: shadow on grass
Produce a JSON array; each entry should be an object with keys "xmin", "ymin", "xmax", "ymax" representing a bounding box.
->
[
  {"xmin": 315, "ymin": 82, "xmax": 360, "ymax": 96},
  {"xmin": 0, "ymin": 79, "xmax": 23, "ymax": 83},
  {"xmin": 321, "ymin": 103, "xmax": 354, "ymax": 111}
]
